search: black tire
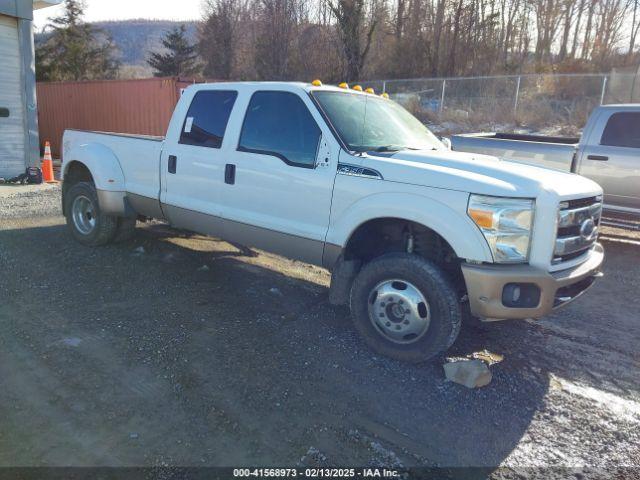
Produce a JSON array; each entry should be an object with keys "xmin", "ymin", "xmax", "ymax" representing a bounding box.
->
[
  {"xmin": 64, "ymin": 181, "xmax": 119, "ymax": 246},
  {"xmin": 114, "ymin": 217, "xmax": 137, "ymax": 243},
  {"xmin": 350, "ymin": 253, "xmax": 462, "ymax": 363}
]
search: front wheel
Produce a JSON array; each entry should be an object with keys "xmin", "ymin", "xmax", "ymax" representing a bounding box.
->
[
  {"xmin": 350, "ymin": 253, "xmax": 462, "ymax": 363},
  {"xmin": 65, "ymin": 181, "xmax": 119, "ymax": 246}
]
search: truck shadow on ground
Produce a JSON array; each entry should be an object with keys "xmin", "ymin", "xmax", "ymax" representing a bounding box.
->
[{"xmin": 1, "ymin": 221, "xmax": 637, "ymax": 469}]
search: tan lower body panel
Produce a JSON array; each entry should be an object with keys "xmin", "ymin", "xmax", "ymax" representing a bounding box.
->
[
  {"xmin": 96, "ymin": 191, "xmax": 165, "ymax": 220},
  {"xmin": 162, "ymin": 204, "xmax": 326, "ymax": 267},
  {"xmin": 127, "ymin": 193, "xmax": 166, "ymax": 220},
  {"xmin": 462, "ymin": 243, "xmax": 604, "ymax": 320}
]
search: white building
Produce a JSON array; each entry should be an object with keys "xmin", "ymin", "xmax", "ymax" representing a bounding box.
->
[{"xmin": 0, "ymin": 0, "xmax": 59, "ymax": 178}]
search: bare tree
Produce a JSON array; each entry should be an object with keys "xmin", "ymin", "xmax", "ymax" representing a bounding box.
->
[
  {"xmin": 254, "ymin": 0, "xmax": 304, "ymax": 79},
  {"xmin": 531, "ymin": 0, "xmax": 564, "ymax": 64},
  {"xmin": 395, "ymin": 0, "xmax": 407, "ymax": 39},
  {"xmin": 628, "ymin": 0, "xmax": 640, "ymax": 57},
  {"xmin": 581, "ymin": 0, "xmax": 598, "ymax": 59},
  {"xmin": 189, "ymin": 0, "xmax": 640, "ymax": 84},
  {"xmin": 557, "ymin": 0, "xmax": 577, "ymax": 60},
  {"xmin": 329, "ymin": 0, "xmax": 378, "ymax": 81},
  {"xmin": 591, "ymin": 0, "xmax": 629, "ymax": 66},
  {"xmin": 569, "ymin": 0, "xmax": 587, "ymax": 58},
  {"xmin": 199, "ymin": 0, "xmax": 248, "ymax": 79}
]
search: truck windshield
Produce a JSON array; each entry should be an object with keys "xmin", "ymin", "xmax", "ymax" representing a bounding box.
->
[{"xmin": 312, "ymin": 91, "xmax": 443, "ymax": 153}]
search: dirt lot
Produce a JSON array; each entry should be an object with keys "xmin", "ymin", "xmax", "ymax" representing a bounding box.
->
[{"xmin": 0, "ymin": 184, "xmax": 639, "ymax": 474}]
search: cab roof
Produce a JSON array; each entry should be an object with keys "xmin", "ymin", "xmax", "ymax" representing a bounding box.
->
[
  {"xmin": 185, "ymin": 81, "xmax": 377, "ymax": 97},
  {"xmin": 596, "ymin": 104, "xmax": 640, "ymax": 111}
]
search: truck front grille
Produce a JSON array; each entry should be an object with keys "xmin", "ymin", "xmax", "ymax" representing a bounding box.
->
[{"xmin": 553, "ymin": 196, "xmax": 602, "ymax": 265}]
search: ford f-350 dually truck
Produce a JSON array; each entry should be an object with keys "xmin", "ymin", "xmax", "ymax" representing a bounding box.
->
[{"xmin": 61, "ymin": 81, "xmax": 605, "ymax": 362}]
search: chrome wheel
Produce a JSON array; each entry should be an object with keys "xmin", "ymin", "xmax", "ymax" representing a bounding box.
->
[
  {"xmin": 367, "ymin": 279, "xmax": 431, "ymax": 344},
  {"xmin": 71, "ymin": 195, "xmax": 97, "ymax": 235}
]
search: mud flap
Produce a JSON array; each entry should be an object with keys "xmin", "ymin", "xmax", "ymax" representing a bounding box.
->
[{"xmin": 328, "ymin": 256, "xmax": 361, "ymax": 306}]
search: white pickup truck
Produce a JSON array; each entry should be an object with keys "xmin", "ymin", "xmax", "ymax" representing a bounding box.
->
[{"xmin": 62, "ymin": 81, "xmax": 605, "ymax": 362}]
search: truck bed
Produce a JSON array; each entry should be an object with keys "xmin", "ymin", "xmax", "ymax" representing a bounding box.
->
[
  {"xmin": 450, "ymin": 132, "xmax": 579, "ymax": 172},
  {"xmin": 66, "ymin": 129, "xmax": 165, "ymax": 142},
  {"xmin": 63, "ymin": 129, "xmax": 164, "ymax": 201}
]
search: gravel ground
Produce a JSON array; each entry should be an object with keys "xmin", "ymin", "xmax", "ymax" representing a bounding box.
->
[
  {"xmin": 0, "ymin": 185, "xmax": 638, "ymax": 476},
  {"xmin": 0, "ymin": 184, "xmax": 61, "ymax": 218}
]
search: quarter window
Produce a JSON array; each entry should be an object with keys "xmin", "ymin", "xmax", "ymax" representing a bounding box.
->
[
  {"xmin": 601, "ymin": 112, "xmax": 640, "ymax": 148},
  {"xmin": 180, "ymin": 90, "xmax": 238, "ymax": 148},
  {"xmin": 238, "ymin": 91, "xmax": 321, "ymax": 168}
]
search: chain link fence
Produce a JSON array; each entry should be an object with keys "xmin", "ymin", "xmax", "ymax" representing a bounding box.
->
[{"xmin": 366, "ymin": 72, "xmax": 639, "ymax": 135}]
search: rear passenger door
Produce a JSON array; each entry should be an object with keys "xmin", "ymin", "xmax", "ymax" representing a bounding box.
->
[
  {"xmin": 161, "ymin": 89, "xmax": 238, "ymax": 233},
  {"xmin": 219, "ymin": 90, "xmax": 336, "ymax": 266},
  {"xmin": 579, "ymin": 111, "xmax": 640, "ymax": 211}
]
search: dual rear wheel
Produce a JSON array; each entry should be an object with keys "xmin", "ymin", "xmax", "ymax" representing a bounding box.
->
[{"xmin": 65, "ymin": 181, "xmax": 136, "ymax": 246}]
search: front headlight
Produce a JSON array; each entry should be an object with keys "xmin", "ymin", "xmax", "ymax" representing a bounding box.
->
[{"xmin": 467, "ymin": 195, "xmax": 534, "ymax": 263}]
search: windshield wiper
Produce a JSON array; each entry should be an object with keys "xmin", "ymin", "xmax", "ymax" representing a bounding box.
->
[
  {"xmin": 369, "ymin": 145, "xmax": 404, "ymax": 153},
  {"xmin": 350, "ymin": 145, "xmax": 432, "ymax": 154}
]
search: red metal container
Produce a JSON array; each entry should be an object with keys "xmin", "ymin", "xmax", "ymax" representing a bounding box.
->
[{"xmin": 36, "ymin": 77, "xmax": 203, "ymax": 157}]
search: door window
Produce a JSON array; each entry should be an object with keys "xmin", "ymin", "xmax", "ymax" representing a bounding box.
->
[
  {"xmin": 238, "ymin": 91, "xmax": 321, "ymax": 168},
  {"xmin": 180, "ymin": 90, "xmax": 238, "ymax": 148},
  {"xmin": 600, "ymin": 112, "xmax": 640, "ymax": 148}
]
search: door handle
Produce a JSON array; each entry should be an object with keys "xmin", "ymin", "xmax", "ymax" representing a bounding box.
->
[
  {"xmin": 168, "ymin": 155, "xmax": 177, "ymax": 173},
  {"xmin": 225, "ymin": 164, "xmax": 236, "ymax": 185},
  {"xmin": 587, "ymin": 155, "xmax": 609, "ymax": 161}
]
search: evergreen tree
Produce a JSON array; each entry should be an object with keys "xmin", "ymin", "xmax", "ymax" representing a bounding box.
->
[
  {"xmin": 148, "ymin": 25, "xmax": 201, "ymax": 77},
  {"xmin": 36, "ymin": 0, "xmax": 120, "ymax": 81}
]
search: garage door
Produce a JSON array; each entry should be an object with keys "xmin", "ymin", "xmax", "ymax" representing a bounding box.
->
[{"xmin": 0, "ymin": 15, "xmax": 26, "ymax": 178}]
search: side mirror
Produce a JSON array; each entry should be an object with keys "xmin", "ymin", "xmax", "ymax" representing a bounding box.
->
[{"xmin": 440, "ymin": 137, "xmax": 452, "ymax": 150}]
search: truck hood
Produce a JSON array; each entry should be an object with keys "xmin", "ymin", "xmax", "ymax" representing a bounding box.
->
[{"xmin": 360, "ymin": 149, "xmax": 602, "ymax": 199}]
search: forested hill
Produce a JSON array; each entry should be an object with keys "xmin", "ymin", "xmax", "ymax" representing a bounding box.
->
[{"xmin": 96, "ymin": 20, "xmax": 198, "ymax": 65}]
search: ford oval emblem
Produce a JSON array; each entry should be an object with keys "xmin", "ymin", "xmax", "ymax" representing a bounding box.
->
[{"xmin": 580, "ymin": 218, "xmax": 596, "ymax": 241}]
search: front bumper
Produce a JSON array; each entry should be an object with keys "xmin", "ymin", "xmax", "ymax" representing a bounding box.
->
[{"xmin": 461, "ymin": 243, "xmax": 604, "ymax": 320}]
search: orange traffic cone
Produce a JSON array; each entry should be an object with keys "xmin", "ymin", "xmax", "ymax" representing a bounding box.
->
[{"xmin": 42, "ymin": 141, "xmax": 56, "ymax": 183}]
